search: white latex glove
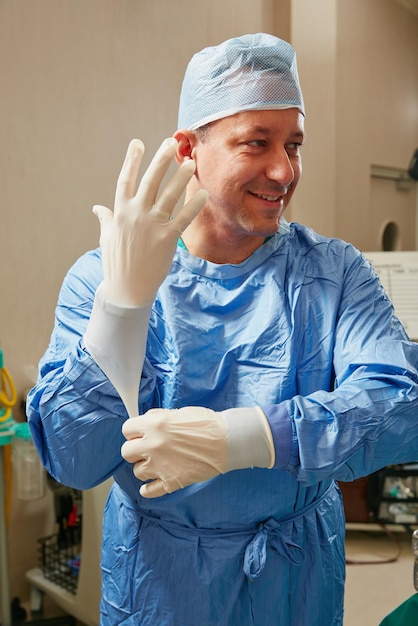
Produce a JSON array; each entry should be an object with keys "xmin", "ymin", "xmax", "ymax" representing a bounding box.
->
[
  {"xmin": 94, "ymin": 137, "xmax": 208, "ymax": 307},
  {"xmin": 84, "ymin": 138, "xmax": 208, "ymax": 417},
  {"xmin": 84, "ymin": 284, "xmax": 151, "ymax": 418},
  {"xmin": 121, "ymin": 406, "xmax": 275, "ymax": 498}
]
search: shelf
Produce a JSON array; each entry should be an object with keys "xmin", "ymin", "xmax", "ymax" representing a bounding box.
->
[{"xmin": 26, "ymin": 568, "xmax": 80, "ymax": 621}]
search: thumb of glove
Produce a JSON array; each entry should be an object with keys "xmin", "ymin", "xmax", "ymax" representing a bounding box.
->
[{"xmin": 92, "ymin": 204, "xmax": 114, "ymax": 241}]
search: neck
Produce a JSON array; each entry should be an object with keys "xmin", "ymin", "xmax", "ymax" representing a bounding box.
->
[{"xmin": 181, "ymin": 222, "xmax": 268, "ymax": 264}]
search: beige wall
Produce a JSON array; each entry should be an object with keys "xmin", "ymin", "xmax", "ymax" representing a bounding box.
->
[
  {"xmin": 0, "ymin": 0, "xmax": 417, "ymax": 614},
  {"xmin": 290, "ymin": 0, "xmax": 338, "ymax": 235},
  {"xmin": 290, "ymin": 0, "xmax": 418, "ymax": 248},
  {"xmin": 335, "ymin": 0, "xmax": 418, "ymax": 250}
]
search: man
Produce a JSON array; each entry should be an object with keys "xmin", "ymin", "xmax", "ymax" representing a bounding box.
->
[{"xmin": 27, "ymin": 34, "xmax": 418, "ymax": 625}]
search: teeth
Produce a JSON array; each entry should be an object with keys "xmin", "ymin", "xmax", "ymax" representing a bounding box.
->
[{"xmin": 256, "ymin": 193, "xmax": 280, "ymax": 202}]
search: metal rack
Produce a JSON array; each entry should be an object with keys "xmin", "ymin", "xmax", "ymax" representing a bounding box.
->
[
  {"xmin": 26, "ymin": 479, "xmax": 112, "ymax": 626},
  {"xmin": 368, "ymin": 465, "xmax": 418, "ymax": 528}
]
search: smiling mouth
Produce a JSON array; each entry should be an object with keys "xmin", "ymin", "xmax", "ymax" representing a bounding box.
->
[{"xmin": 251, "ymin": 192, "xmax": 283, "ymax": 202}]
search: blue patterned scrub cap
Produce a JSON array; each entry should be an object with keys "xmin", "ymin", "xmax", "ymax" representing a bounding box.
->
[{"xmin": 178, "ymin": 33, "xmax": 305, "ymax": 130}]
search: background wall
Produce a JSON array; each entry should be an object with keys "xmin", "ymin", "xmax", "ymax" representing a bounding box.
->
[
  {"xmin": 0, "ymin": 0, "xmax": 417, "ymax": 614},
  {"xmin": 290, "ymin": 0, "xmax": 418, "ymax": 247},
  {"xmin": 335, "ymin": 0, "xmax": 418, "ymax": 250}
]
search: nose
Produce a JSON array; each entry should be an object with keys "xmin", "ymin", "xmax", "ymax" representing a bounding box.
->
[{"xmin": 265, "ymin": 148, "xmax": 295, "ymax": 189}]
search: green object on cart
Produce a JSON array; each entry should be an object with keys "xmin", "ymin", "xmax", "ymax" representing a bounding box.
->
[
  {"xmin": 0, "ymin": 416, "xmax": 16, "ymax": 446},
  {"xmin": 13, "ymin": 421, "xmax": 32, "ymax": 440},
  {"xmin": 379, "ymin": 593, "xmax": 418, "ymax": 625}
]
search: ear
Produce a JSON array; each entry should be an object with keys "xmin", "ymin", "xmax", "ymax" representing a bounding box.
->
[{"xmin": 173, "ymin": 129, "xmax": 198, "ymax": 165}]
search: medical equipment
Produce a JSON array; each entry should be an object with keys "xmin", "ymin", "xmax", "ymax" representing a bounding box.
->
[
  {"xmin": 0, "ymin": 348, "xmax": 17, "ymax": 626},
  {"xmin": 0, "ymin": 351, "xmax": 66, "ymax": 625},
  {"xmin": 0, "ymin": 349, "xmax": 17, "ymax": 423},
  {"xmin": 12, "ymin": 422, "xmax": 45, "ymax": 501}
]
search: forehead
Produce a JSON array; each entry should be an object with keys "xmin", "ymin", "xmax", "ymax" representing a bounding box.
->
[{"xmin": 209, "ymin": 108, "xmax": 305, "ymax": 139}]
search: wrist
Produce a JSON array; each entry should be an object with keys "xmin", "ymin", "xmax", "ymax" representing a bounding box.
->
[{"xmin": 101, "ymin": 280, "xmax": 155, "ymax": 308}]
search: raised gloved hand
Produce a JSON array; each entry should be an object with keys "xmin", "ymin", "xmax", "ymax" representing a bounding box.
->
[
  {"xmin": 121, "ymin": 406, "xmax": 275, "ymax": 498},
  {"xmin": 84, "ymin": 138, "xmax": 208, "ymax": 417},
  {"xmin": 94, "ymin": 137, "xmax": 208, "ymax": 307}
]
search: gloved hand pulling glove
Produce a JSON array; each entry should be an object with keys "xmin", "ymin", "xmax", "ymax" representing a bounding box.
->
[
  {"xmin": 121, "ymin": 406, "xmax": 275, "ymax": 498},
  {"xmin": 84, "ymin": 138, "xmax": 208, "ymax": 417}
]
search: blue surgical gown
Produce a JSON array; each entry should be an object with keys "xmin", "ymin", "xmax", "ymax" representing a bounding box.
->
[{"xmin": 27, "ymin": 221, "xmax": 418, "ymax": 625}]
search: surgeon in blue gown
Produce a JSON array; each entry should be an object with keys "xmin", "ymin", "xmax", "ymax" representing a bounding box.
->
[{"xmin": 27, "ymin": 34, "xmax": 418, "ymax": 625}]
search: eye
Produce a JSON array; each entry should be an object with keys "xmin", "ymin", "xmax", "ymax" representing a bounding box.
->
[
  {"xmin": 286, "ymin": 142, "xmax": 303, "ymax": 156},
  {"xmin": 245, "ymin": 139, "xmax": 267, "ymax": 148}
]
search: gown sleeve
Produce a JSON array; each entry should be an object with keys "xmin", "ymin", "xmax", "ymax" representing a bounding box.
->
[
  {"xmin": 26, "ymin": 250, "xmax": 156, "ymax": 489},
  {"xmin": 264, "ymin": 247, "xmax": 418, "ymax": 484}
]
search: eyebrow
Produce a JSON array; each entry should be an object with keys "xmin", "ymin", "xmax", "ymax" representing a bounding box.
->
[{"xmin": 236, "ymin": 124, "xmax": 306, "ymax": 141}]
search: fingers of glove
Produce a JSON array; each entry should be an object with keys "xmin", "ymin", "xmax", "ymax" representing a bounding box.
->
[
  {"xmin": 115, "ymin": 139, "xmax": 145, "ymax": 206},
  {"xmin": 136, "ymin": 138, "xmax": 178, "ymax": 208},
  {"xmin": 138, "ymin": 462, "xmax": 221, "ymax": 499},
  {"xmin": 140, "ymin": 479, "xmax": 170, "ymax": 499},
  {"xmin": 121, "ymin": 436, "xmax": 146, "ymax": 464},
  {"xmin": 171, "ymin": 188, "xmax": 209, "ymax": 234},
  {"xmin": 153, "ymin": 159, "xmax": 196, "ymax": 219},
  {"xmin": 122, "ymin": 415, "xmax": 146, "ymax": 440}
]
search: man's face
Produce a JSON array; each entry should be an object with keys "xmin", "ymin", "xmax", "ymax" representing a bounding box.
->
[{"xmin": 190, "ymin": 108, "xmax": 305, "ymax": 239}]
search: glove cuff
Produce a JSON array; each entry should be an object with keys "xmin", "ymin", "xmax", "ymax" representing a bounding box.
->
[
  {"xmin": 222, "ymin": 406, "xmax": 275, "ymax": 471},
  {"xmin": 84, "ymin": 282, "xmax": 152, "ymax": 417}
]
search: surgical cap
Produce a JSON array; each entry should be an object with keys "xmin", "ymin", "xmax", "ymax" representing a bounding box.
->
[{"xmin": 178, "ymin": 33, "xmax": 305, "ymax": 130}]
